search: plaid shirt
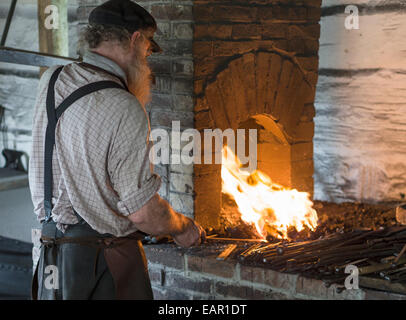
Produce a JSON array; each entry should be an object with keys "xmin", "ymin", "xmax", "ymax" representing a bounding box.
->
[{"xmin": 28, "ymin": 51, "xmax": 161, "ymax": 237}]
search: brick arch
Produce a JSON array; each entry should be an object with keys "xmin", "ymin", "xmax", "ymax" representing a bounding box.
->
[
  {"xmin": 194, "ymin": 50, "xmax": 317, "ymax": 230},
  {"xmin": 198, "ymin": 50, "xmax": 315, "ymax": 141}
]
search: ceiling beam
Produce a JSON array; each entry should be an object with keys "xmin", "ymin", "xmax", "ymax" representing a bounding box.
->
[{"xmin": 0, "ymin": 46, "xmax": 80, "ymax": 67}]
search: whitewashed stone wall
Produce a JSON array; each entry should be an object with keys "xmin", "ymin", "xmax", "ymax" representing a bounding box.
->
[{"xmin": 314, "ymin": 0, "xmax": 406, "ymax": 203}]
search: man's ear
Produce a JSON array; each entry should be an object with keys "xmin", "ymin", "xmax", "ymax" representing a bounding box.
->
[{"xmin": 130, "ymin": 31, "xmax": 141, "ymax": 48}]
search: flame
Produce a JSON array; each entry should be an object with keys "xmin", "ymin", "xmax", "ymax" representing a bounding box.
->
[{"xmin": 221, "ymin": 146, "xmax": 318, "ymax": 239}]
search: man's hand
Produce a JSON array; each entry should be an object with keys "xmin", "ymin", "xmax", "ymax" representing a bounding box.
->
[
  {"xmin": 396, "ymin": 204, "xmax": 406, "ymax": 225},
  {"xmin": 172, "ymin": 218, "xmax": 206, "ymax": 248},
  {"xmin": 128, "ymin": 194, "xmax": 206, "ymax": 247}
]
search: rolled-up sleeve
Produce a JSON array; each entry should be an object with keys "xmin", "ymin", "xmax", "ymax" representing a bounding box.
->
[{"xmin": 108, "ymin": 97, "xmax": 162, "ymax": 216}]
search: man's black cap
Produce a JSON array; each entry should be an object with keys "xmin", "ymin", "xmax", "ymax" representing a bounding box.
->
[{"xmin": 89, "ymin": 0, "xmax": 162, "ymax": 53}]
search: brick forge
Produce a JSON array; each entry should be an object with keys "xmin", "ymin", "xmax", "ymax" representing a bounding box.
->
[
  {"xmin": 193, "ymin": 0, "xmax": 320, "ymax": 231},
  {"xmin": 142, "ymin": 0, "xmax": 336, "ymax": 301},
  {"xmin": 142, "ymin": 0, "xmax": 328, "ymax": 300}
]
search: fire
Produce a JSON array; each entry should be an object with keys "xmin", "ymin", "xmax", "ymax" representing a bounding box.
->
[{"xmin": 221, "ymin": 146, "xmax": 318, "ymax": 239}]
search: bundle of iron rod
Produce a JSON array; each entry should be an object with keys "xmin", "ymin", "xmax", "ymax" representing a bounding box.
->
[{"xmin": 228, "ymin": 226, "xmax": 406, "ymax": 285}]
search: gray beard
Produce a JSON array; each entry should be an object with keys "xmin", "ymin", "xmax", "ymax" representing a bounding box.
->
[{"xmin": 128, "ymin": 54, "xmax": 152, "ymax": 108}]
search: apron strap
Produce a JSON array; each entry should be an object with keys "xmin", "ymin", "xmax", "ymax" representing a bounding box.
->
[{"xmin": 43, "ymin": 66, "xmax": 128, "ymax": 222}]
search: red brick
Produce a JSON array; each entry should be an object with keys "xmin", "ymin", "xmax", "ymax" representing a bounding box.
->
[
  {"xmin": 267, "ymin": 39, "xmax": 288, "ymax": 51},
  {"xmin": 193, "ymin": 6, "xmax": 214, "ymax": 22},
  {"xmin": 304, "ymin": 0, "xmax": 322, "ymax": 8},
  {"xmin": 194, "ymin": 24, "xmax": 233, "ymax": 40},
  {"xmin": 212, "ymin": 41, "xmax": 250, "ymax": 56},
  {"xmin": 261, "ymin": 23, "xmax": 288, "ymax": 39},
  {"xmin": 288, "ymin": 24, "xmax": 321, "ymax": 40},
  {"xmin": 291, "ymin": 142, "xmax": 313, "ymax": 162},
  {"xmin": 271, "ymin": 6, "xmax": 290, "ymax": 20},
  {"xmin": 193, "ymin": 41, "xmax": 213, "ymax": 59},
  {"xmin": 288, "ymin": 38, "xmax": 305, "ymax": 54},
  {"xmin": 300, "ymin": 103, "xmax": 316, "ymax": 121},
  {"xmin": 289, "ymin": 7, "xmax": 307, "ymax": 20},
  {"xmin": 291, "ymin": 176, "xmax": 314, "ymax": 195},
  {"xmin": 211, "ymin": 6, "xmax": 257, "ymax": 23},
  {"xmin": 291, "ymin": 159, "xmax": 314, "ymax": 178},
  {"xmin": 257, "ymin": 7, "xmax": 273, "ymax": 21},
  {"xmin": 194, "ymin": 58, "xmax": 221, "ymax": 78},
  {"xmin": 293, "ymin": 121, "xmax": 314, "ymax": 142},
  {"xmin": 307, "ymin": 7, "xmax": 322, "ymax": 21},
  {"xmin": 231, "ymin": 24, "xmax": 261, "ymax": 40},
  {"xmin": 195, "ymin": 110, "xmax": 215, "ymax": 130},
  {"xmin": 306, "ymin": 71, "xmax": 319, "ymax": 86},
  {"xmin": 304, "ymin": 39, "xmax": 320, "ymax": 55},
  {"xmin": 296, "ymin": 57, "xmax": 319, "ymax": 72},
  {"xmin": 194, "ymin": 80, "xmax": 204, "ymax": 96}
]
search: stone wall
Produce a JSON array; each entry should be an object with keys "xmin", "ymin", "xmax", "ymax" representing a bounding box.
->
[{"xmin": 314, "ymin": 0, "xmax": 406, "ymax": 203}]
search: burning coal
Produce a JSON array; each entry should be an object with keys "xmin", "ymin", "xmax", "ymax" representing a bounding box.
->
[{"xmin": 221, "ymin": 146, "xmax": 318, "ymax": 239}]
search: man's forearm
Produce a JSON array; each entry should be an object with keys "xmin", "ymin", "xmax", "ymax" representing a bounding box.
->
[{"xmin": 127, "ymin": 194, "xmax": 191, "ymax": 236}]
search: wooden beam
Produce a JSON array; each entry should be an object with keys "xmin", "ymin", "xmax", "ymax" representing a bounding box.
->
[
  {"xmin": 0, "ymin": 46, "xmax": 80, "ymax": 67},
  {"xmin": 37, "ymin": 0, "xmax": 69, "ymax": 75}
]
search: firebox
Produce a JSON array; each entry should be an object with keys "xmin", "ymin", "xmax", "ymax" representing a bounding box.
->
[{"xmin": 193, "ymin": 0, "xmax": 320, "ymax": 232}]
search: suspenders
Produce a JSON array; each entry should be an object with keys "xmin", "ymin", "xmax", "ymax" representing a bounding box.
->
[{"xmin": 43, "ymin": 66, "xmax": 128, "ymax": 222}]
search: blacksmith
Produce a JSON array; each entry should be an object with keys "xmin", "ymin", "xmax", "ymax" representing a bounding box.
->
[{"xmin": 29, "ymin": 0, "xmax": 205, "ymax": 300}]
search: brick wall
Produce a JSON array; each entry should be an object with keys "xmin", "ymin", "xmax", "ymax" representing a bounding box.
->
[
  {"xmin": 144, "ymin": 244, "xmax": 406, "ymax": 300},
  {"xmin": 77, "ymin": 0, "xmax": 195, "ymax": 218}
]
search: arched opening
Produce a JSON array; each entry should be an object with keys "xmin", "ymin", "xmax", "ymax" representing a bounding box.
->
[{"xmin": 194, "ymin": 51, "xmax": 317, "ymax": 230}]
